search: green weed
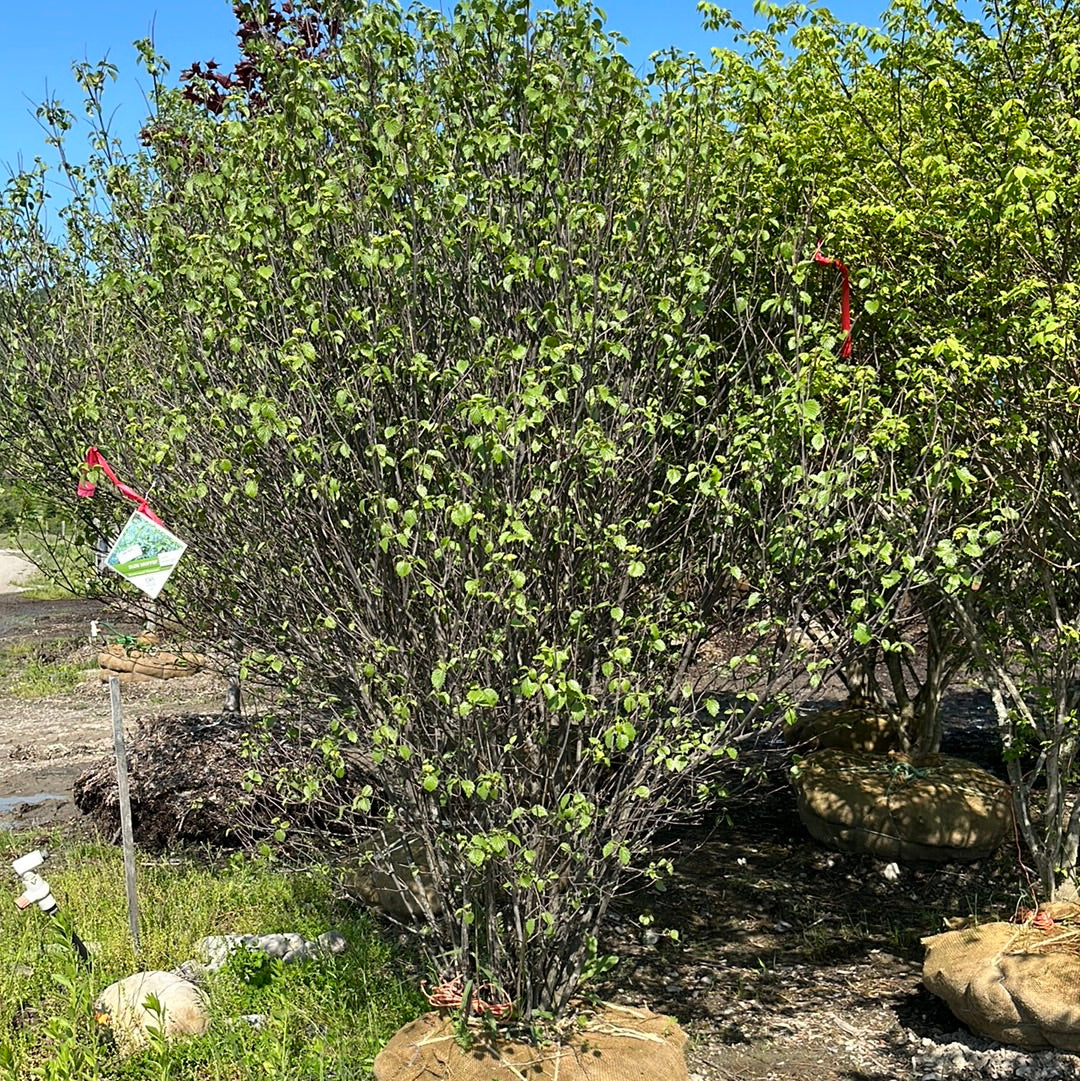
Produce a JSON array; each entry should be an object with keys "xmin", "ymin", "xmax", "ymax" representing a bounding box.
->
[
  {"xmin": 0, "ymin": 835, "xmax": 425, "ymax": 1080},
  {"xmin": 16, "ymin": 575, "xmax": 86, "ymax": 603},
  {"xmin": 0, "ymin": 639, "xmax": 87, "ymax": 699}
]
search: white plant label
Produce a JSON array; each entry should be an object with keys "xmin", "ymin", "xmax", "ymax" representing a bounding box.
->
[{"xmin": 104, "ymin": 509, "xmax": 187, "ymax": 599}]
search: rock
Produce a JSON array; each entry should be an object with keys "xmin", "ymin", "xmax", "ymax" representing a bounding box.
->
[
  {"xmin": 260, "ymin": 934, "xmax": 288, "ymax": 959},
  {"xmin": 1055, "ymin": 880, "xmax": 1080, "ymax": 904},
  {"xmin": 195, "ymin": 935, "xmax": 232, "ymax": 970},
  {"xmin": 193, "ymin": 929, "xmax": 347, "ymax": 972},
  {"xmin": 93, "ymin": 971, "xmax": 209, "ymax": 1055},
  {"xmin": 792, "ymin": 749, "xmax": 1011, "ymax": 862},
  {"xmin": 317, "ymin": 930, "xmax": 348, "ymax": 955}
]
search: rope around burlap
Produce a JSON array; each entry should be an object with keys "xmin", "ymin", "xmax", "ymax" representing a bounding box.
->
[{"xmin": 421, "ymin": 975, "xmax": 514, "ymax": 1021}]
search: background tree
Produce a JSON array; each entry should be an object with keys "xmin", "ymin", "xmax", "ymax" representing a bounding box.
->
[{"xmin": 718, "ymin": 0, "xmax": 1080, "ymax": 892}]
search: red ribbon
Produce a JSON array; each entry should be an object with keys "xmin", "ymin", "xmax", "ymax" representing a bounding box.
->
[
  {"xmin": 813, "ymin": 243, "xmax": 852, "ymax": 358},
  {"xmin": 76, "ymin": 447, "xmax": 163, "ymax": 525}
]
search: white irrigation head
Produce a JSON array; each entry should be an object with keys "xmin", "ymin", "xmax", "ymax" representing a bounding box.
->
[
  {"xmin": 12, "ymin": 849, "xmax": 57, "ymax": 914},
  {"xmin": 12, "ymin": 850, "xmax": 45, "ymax": 877}
]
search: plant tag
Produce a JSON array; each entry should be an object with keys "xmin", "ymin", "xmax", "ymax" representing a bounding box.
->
[{"xmin": 104, "ymin": 509, "xmax": 187, "ymax": 599}]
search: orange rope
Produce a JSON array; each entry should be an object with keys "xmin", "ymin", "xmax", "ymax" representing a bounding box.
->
[
  {"xmin": 421, "ymin": 975, "xmax": 513, "ymax": 1021},
  {"xmin": 1014, "ymin": 907, "xmax": 1055, "ymax": 931}
]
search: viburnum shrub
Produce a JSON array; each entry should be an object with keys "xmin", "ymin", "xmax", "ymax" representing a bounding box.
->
[
  {"xmin": 28, "ymin": 0, "xmax": 1080, "ymax": 1015},
  {"xmin": 0, "ymin": 0, "xmax": 843, "ymax": 1018}
]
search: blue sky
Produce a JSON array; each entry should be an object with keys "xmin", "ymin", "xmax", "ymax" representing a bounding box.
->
[{"xmin": 0, "ymin": 1, "xmax": 888, "ymax": 177}]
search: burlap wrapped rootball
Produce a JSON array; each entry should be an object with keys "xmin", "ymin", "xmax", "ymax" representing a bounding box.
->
[
  {"xmin": 98, "ymin": 643, "xmax": 206, "ymax": 681},
  {"xmin": 784, "ymin": 699, "xmax": 908, "ymax": 754},
  {"xmin": 792, "ymin": 749, "xmax": 1010, "ymax": 862},
  {"xmin": 373, "ymin": 1005, "xmax": 689, "ymax": 1081},
  {"xmin": 340, "ymin": 826, "xmax": 442, "ymax": 921},
  {"xmin": 923, "ymin": 919, "xmax": 1080, "ymax": 1050}
]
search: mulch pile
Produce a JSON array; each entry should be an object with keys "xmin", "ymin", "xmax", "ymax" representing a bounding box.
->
[{"xmin": 73, "ymin": 712, "xmax": 373, "ymax": 849}]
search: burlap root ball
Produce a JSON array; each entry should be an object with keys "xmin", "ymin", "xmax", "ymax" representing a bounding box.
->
[
  {"xmin": 93, "ymin": 970, "xmax": 209, "ymax": 1055},
  {"xmin": 923, "ymin": 919, "xmax": 1080, "ymax": 1051},
  {"xmin": 97, "ymin": 643, "xmax": 206, "ymax": 681},
  {"xmin": 784, "ymin": 698, "xmax": 908, "ymax": 754},
  {"xmin": 340, "ymin": 826, "xmax": 443, "ymax": 921},
  {"xmin": 373, "ymin": 1005, "xmax": 689, "ymax": 1081},
  {"xmin": 792, "ymin": 749, "xmax": 1011, "ymax": 862}
]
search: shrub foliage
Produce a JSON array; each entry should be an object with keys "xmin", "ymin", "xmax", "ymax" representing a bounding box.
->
[{"xmin": 5, "ymin": 0, "xmax": 1080, "ymax": 1019}]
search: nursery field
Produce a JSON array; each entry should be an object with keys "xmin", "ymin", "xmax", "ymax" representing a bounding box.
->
[
  {"xmin": 6, "ymin": 0, "xmax": 1080, "ymax": 1077},
  {"xmin": 0, "ymin": 557, "xmax": 1074, "ymax": 1080},
  {"xmin": 0, "ymin": 551, "xmax": 225, "ymax": 831}
]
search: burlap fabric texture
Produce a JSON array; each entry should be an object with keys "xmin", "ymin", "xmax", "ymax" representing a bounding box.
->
[
  {"xmin": 341, "ymin": 826, "xmax": 442, "ymax": 921},
  {"xmin": 373, "ymin": 1004, "xmax": 688, "ymax": 1081},
  {"xmin": 923, "ymin": 919, "xmax": 1080, "ymax": 1050},
  {"xmin": 784, "ymin": 699, "xmax": 908, "ymax": 754},
  {"xmin": 792, "ymin": 749, "xmax": 1011, "ymax": 862},
  {"xmin": 94, "ymin": 970, "xmax": 209, "ymax": 1056},
  {"xmin": 98, "ymin": 642, "xmax": 206, "ymax": 681}
]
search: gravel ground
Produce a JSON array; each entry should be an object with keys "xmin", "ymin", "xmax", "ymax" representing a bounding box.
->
[{"xmin": 589, "ymin": 697, "xmax": 1080, "ymax": 1081}]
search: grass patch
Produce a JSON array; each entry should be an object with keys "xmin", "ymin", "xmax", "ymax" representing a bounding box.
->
[
  {"xmin": 16, "ymin": 573, "xmax": 86, "ymax": 602},
  {"xmin": 0, "ymin": 834, "xmax": 425, "ymax": 1079},
  {"xmin": 0, "ymin": 638, "xmax": 88, "ymax": 699}
]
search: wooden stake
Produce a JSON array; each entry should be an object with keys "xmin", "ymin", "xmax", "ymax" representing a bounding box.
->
[{"xmin": 109, "ymin": 676, "xmax": 141, "ymax": 953}]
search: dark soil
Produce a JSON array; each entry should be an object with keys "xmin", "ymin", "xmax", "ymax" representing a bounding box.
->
[
  {"xmin": 593, "ymin": 690, "xmax": 1046, "ymax": 1081},
  {"xmin": 73, "ymin": 710, "xmax": 376, "ymax": 849}
]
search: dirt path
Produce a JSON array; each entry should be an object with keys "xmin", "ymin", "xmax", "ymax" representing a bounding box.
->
[
  {"xmin": 0, "ymin": 552, "xmax": 225, "ymax": 830},
  {"xmin": 0, "ymin": 549, "xmax": 34, "ymax": 595}
]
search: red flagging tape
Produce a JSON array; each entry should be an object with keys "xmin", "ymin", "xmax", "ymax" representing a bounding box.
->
[
  {"xmin": 76, "ymin": 447, "xmax": 163, "ymax": 525},
  {"xmin": 813, "ymin": 243, "xmax": 852, "ymax": 358}
]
